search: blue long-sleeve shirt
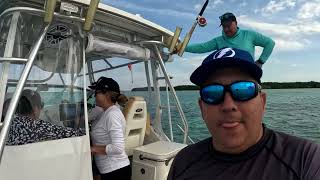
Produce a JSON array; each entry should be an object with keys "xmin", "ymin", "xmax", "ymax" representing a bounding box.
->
[{"xmin": 185, "ymin": 28, "xmax": 275, "ymax": 63}]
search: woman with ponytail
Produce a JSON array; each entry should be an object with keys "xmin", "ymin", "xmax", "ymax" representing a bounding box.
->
[{"xmin": 89, "ymin": 76, "xmax": 131, "ymax": 180}]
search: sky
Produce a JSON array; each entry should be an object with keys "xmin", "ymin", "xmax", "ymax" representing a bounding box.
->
[
  {"xmin": 97, "ymin": 0, "xmax": 320, "ymax": 90},
  {"xmin": 5, "ymin": 0, "xmax": 318, "ymax": 90}
]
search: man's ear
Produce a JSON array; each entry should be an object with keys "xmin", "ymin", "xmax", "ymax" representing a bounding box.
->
[{"xmin": 260, "ymin": 91, "xmax": 267, "ymax": 111}]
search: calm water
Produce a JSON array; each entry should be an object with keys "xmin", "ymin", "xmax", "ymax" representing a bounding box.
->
[
  {"xmin": 130, "ymin": 89, "xmax": 320, "ymax": 144},
  {"xmin": 41, "ymin": 89, "xmax": 320, "ymax": 144}
]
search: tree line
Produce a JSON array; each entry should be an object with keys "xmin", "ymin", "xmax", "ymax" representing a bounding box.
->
[{"xmin": 132, "ymin": 81, "xmax": 320, "ymax": 91}]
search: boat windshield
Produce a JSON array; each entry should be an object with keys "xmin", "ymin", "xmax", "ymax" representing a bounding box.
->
[{"xmin": 0, "ymin": 11, "xmax": 87, "ymax": 145}]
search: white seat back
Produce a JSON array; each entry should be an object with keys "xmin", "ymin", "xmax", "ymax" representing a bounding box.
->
[{"xmin": 123, "ymin": 96, "xmax": 147, "ymax": 156}]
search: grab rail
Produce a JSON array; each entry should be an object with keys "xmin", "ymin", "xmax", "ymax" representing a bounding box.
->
[{"xmin": 0, "ymin": 24, "xmax": 50, "ymax": 164}]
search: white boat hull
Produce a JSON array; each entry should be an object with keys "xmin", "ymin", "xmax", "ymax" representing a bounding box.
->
[{"xmin": 0, "ymin": 136, "xmax": 93, "ymax": 180}]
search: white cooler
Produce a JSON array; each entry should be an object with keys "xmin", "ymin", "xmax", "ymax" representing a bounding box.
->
[{"xmin": 131, "ymin": 141, "xmax": 187, "ymax": 180}]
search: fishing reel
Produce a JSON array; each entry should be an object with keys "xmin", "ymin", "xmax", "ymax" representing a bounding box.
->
[
  {"xmin": 168, "ymin": 0, "xmax": 209, "ymax": 56},
  {"xmin": 197, "ymin": 16, "xmax": 207, "ymax": 27}
]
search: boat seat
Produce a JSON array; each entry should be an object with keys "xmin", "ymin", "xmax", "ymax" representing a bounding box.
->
[{"xmin": 123, "ymin": 96, "xmax": 147, "ymax": 156}]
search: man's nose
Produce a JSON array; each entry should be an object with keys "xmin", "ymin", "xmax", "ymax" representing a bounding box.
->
[{"xmin": 220, "ymin": 92, "xmax": 237, "ymax": 112}]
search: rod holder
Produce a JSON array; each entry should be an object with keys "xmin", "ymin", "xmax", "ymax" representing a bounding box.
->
[
  {"xmin": 178, "ymin": 33, "xmax": 191, "ymax": 57},
  {"xmin": 178, "ymin": 21, "xmax": 197, "ymax": 57},
  {"xmin": 169, "ymin": 26, "xmax": 182, "ymax": 53},
  {"xmin": 83, "ymin": 0, "xmax": 100, "ymax": 31},
  {"xmin": 44, "ymin": 0, "xmax": 57, "ymax": 23}
]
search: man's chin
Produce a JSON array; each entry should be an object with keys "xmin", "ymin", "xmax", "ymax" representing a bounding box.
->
[
  {"xmin": 220, "ymin": 140, "xmax": 247, "ymax": 153},
  {"xmin": 213, "ymin": 133, "xmax": 248, "ymax": 153}
]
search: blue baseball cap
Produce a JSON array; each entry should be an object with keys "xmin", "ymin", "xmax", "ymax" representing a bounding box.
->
[{"xmin": 190, "ymin": 47, "xmax": 262, "ymax": 86}]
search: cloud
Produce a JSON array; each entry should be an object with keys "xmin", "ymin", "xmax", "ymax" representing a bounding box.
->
[
  {"xmin": 240, "ymin": 1, "xmax": 248, "ymax": 7},
  {"xmin": 255, "ymin": 38, "xmax": 305, "ymax": 53},
  {"xmin": 238, "ymin": 16, "xmax": 320, "ymax": 36},
  {"xmin": 267, "ymin": 59, "xmax": 281, "ymax": 65},
  {"xmin": 274, "ymin": 38, "xmax": 305, "ymax": 50},
  {"xmin": 181, "ymin": 55, "xmax": 207, "ymax": 67},
  {"xmin": 237, "ymin": 16, "xmax": 318, "ymax": 51},
  {"xmin": 212, "ymin": 0, "xmax": 223, "ymax": 5},
  {"xmin": 211, "ymin": 0, "xmax": 223, "ymax": 7},
  {"xmin": 102, "ymin": 0, "xmax": 195, "ymax": 19},
  {"xmin": 297, "ymin": 1, "xmax": 320, "ymax": 19},
  {"xmin": 289, "ymin": 63, "xmax": 304, "ymax": 67},
  {"xmin": 283, "ymin": 74, "xmax": 320, "ymax": 82},
  {"xmin": 195, "ymin": 0, "xmax": 223, "ymax": 10},
  {"xmin": 194, "ymin": 4, "xmax": 202, "ymax": 11},
  {"xmin": 260, "ymin": 0, "xmax": 296, "ymax": 15},
  {"xmin": 239, "ymin": 16, "xmax": 297, "ymax": 36}
]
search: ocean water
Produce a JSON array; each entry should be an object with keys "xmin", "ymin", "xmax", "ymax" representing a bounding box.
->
[
  {"xmin": 40, "ymin": 89, "xmax": 320, "ymax": 144},
  {"xmin": 130, "ymin": 89, "xmax": 320, "ymax": 144}
]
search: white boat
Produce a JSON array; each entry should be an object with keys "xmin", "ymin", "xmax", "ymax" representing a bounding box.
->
[{"xmin": 0, "ymin": 0, "xmax": 191, "ymax": 179}]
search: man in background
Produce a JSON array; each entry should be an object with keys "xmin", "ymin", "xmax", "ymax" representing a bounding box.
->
[{"xmin": 185, "ymin": 12, "xmax": 275, "ymax": 67}]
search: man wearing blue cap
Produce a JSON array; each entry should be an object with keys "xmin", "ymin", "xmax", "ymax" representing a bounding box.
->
[
  {"xmin": 167, "ymin": 47, "xmax": 320, "ymax": 180},
  {"xmin": 185, "ymin": 12, "xmax": 275, "ymax": 67}
]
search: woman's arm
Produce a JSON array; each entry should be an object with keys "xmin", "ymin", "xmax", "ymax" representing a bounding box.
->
[{"xmin": 91, "ymin": 145, "xmax": 107, "ymax": 155}]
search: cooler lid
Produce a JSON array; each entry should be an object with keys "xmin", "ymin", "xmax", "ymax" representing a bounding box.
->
[{"xmin": 134, "ymin": 141, "xmax": 187, "ymax": 160}]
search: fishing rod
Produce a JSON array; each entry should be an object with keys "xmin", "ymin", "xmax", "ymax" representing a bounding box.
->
[{"xmin": 169, "ymin": 0, "xmax": 209, "ymax": 56}]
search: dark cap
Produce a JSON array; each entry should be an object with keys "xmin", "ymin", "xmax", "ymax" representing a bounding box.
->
[
  {"xmin": 219, "ymin": 12, "xmax": 236, "ymax": 26},
  {"xmin": 190, "ymin": 47, "xmax": 262, "ymax": 86},
  {"xmin": 89, "ymin": 77, "xmax": 120, "ymax": 93}
]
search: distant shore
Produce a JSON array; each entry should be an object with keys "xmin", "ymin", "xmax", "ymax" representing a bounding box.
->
[{"xmin": 132, "ymin": 81, "xmax": 320, "ymax": 91}]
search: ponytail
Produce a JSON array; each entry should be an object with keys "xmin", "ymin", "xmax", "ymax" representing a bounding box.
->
[{"xmin": 108, "ymin": 91, "xmax": 128, "ymax": 107}]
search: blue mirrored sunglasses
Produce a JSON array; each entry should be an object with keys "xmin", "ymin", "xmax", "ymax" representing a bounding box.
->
[{"xmin": 200, "ymin": 81, "xmax": 262, "ymax": 105}]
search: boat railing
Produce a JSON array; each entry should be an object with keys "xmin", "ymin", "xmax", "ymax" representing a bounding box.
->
[
  {"xmin": 0, "ymin": 1, "xmax": 87, "ymax": 164},
  {"xmin": 154, "ymin": 44, "xmax": 189, "ymax": 144},
  {"xmin": 134, "ymin": 40, "xmax": 189, "ymax": 144},
  {"xmin": 0, "ymin": 23, "xmax": 50, "ymax": 163},
  {"xmin": 0, "ymin": 6, "xmax": 190, "ymax": 147},
  {"xmin": 176, "ymin": 124, "xmax": 195, "ymax": 144}
]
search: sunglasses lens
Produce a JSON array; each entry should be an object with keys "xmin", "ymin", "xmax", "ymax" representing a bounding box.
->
[
  {"xmin": 231, "ymin": 81, "xmax": 257, "ymax": 101},
  {"xmin": 201, "ymin": 85, "xmax": 224, "ymax": 104}
]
